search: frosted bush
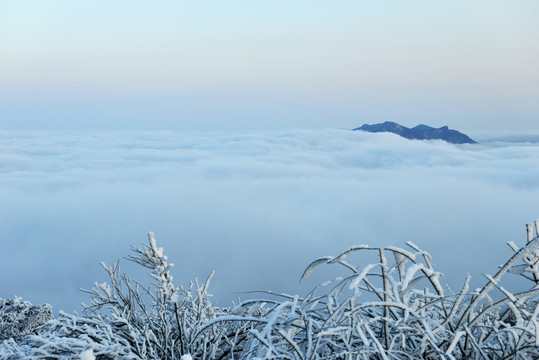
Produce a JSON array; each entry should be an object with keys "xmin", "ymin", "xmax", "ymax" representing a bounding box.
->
[
  {"xmin": 1, "ymin": 221, "xmax": 538, "ymax": 359},
  {"xmin": 0, "ymin": 297, "xmax": 52, "ymax": 342}
]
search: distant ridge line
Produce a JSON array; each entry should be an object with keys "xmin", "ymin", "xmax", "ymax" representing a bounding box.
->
[{"xmin": 353, "ymin": 121, "xmax": 477, "ymax": 144}]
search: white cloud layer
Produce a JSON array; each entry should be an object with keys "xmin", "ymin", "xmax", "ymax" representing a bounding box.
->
[{"xmin": 1, "ymin": 128, "xmax": 538, "ymax": 312}]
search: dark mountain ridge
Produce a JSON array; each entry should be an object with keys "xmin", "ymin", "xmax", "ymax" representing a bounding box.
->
[{"xmin": 354, "ymin": 122, "xmax": 477, "ymax": 144}]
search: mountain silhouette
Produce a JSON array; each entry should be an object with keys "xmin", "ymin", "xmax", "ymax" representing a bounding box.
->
[{"xmin": 354, "ymin": 122, "xmax": 477, "ymax": 144}]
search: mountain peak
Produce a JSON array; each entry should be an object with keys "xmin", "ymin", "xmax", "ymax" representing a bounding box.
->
[{"xmin": 354, "ymin": 122, "xmax": 476, "ymax": 144}]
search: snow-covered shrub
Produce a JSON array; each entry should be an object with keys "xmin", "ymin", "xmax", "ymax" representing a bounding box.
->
[
  {"xmin": 234, "ymin": 237, "xmax": 539, "ymax": 359},
  {"xmin": 230, "ymin": 221, "xmax": 539, "ymax": 359},
  {"xmin": 0, "ymin": 310, "xmax": 145, "ymax": 359},
  {"xmin": 1, "ymin": 221, "xmax": 538, "ymax": 359},
  {"xmin": 0, "ymin": 297, "xmax": 52, "ymax": 341},
  {"xmin": 79, "ymin": 232, "xmax": 226, "ymax": 360},
  {"xmin": 0, "ymin": 232, "xmax": 263, "ymax": 359}
]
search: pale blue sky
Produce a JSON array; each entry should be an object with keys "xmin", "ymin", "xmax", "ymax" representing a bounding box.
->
[{"xmin": 1, "ymin": 1, "xmax": 538, "ymax": 132}]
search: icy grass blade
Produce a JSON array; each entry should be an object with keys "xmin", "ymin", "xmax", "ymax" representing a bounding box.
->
[{"xmin": 300, "ymin": 257, "xmax": 332, "ymax": 281}]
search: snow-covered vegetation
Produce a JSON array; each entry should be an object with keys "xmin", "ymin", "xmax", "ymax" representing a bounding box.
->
[{"xmin": 2, "ymin": 222, "xmax": 539, "ymax": 359}]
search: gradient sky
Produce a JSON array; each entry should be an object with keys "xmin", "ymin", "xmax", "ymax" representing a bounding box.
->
[
  {"xmin": 1, "ymin": 1, "xmax": 538, "ymax": 131},
  {"xmin": 1, "ymin": 2, "xmax": 539, "ymax": 313}
]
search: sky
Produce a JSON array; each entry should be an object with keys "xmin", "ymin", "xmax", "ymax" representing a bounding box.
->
[
  {"xmin": 1, "ymin": 1, "xmax": 538, "ymax": 132},
  {"xmin": 0, "ymin": 2, "xmax": 538, "ymax": 313}
]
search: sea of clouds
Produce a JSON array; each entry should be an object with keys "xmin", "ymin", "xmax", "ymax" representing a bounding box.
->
[{"xmin": 1, "ymin": 128, "xmax": 538, "ymax": 313}]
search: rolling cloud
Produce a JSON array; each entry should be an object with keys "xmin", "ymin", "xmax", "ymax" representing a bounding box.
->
[{"xmin": 1, "ymin": 128, "xmax": 538, "ymax": 312}]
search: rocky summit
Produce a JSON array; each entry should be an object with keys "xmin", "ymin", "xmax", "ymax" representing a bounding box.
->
[{"xmin": 354, "ymin": 122, "xmax": 477, "ymax": 144}]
